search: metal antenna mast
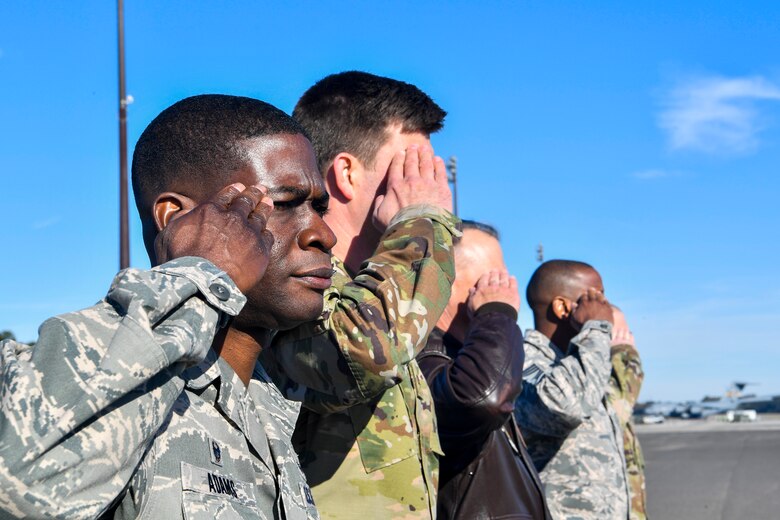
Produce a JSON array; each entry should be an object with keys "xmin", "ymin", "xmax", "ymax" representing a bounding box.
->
[
  {"xmin": 446, "ymin": 156, "xmax": 458, "ymax": 216},
  {"xmin": 118, "ymin": 0, "xmax": 130, "ymax": 269},
  {"xmin": 536, "ymin": 243, "xmax": 544, "ymax": 262}
]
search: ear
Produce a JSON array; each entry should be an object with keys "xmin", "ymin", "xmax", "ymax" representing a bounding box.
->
[
  {"xmin": 329, "ymin": 153, "xmax": 360, "ymax": 201},
  {"xmin": 551, "ymin": 296, "xmax": 572, "ymax": 321},
  {"xmin": 152, "ymin": 192, "xmax": 196, "ymax": 232}
]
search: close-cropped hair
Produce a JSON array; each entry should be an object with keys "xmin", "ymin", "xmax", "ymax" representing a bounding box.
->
[
  {"xmin": 131, "ymin": 94, "xmax": 308, "ymax": 256},
  {"xmin": 461, "ymin": 219, "xmax": 500, "ymax": 241},
  {"xmin": 526, "ymin": 259, "xmax": 595, "ymax": 309},
  {"xmin": 292, "ymin": 71, "xmax": 447, "ymax": 174}
]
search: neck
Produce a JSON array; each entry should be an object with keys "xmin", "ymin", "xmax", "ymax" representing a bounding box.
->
[
  {"xmin": 213, "ymin": 326, "xmax": 272, "ymax": 387},
  {"xmin": 534, "ymin": 319, "xmax": 574, "ymax": 354},
  {"xmin": 325, "ymin": 206, "xmax": 382, "ymax": 273},
  {"xmin": 437, "ymin": 306, "xmax": 467, "ymax": 344}
]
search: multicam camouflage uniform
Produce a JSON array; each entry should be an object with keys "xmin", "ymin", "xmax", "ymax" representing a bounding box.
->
[
  {"xmin": 607, "ymin": 343, "xmax": 647, "ymax": 520},
  {"xmin": 265, "ymin": 205, "xmax": 461, "ymax": 519},
  {"xmin": 0, "ymin": 257, "xmax": 318, "ymax": 519},
  {"xmin": 514, "ymin": 323, "xmax": 630, "ymax": 520}
]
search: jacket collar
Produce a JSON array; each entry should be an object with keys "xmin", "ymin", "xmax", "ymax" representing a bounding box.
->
[{"xmin": 524, "ymin": 329, "xmax": 565, "ymax": 359}]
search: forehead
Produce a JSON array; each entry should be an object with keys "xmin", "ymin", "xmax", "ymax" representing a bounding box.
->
[
  {"xmin": 237, "ymin": 133, "xmax": 324, "ymax": 196},
  {"xmin": 570, "ymin": 268, "xmax": 604, "ymax": 294},
  {"xmin": 456, "ymin": 229, "xmax": 505, "ymax": 266},
  {"xmin": 379, "ymin": 124, "xmax": 431, "ymax": 154}
]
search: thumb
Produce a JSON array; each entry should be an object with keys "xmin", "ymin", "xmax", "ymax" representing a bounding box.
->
[{"xmin": 372, "ymin": 194, "xmax": 387, "ymax": 231}]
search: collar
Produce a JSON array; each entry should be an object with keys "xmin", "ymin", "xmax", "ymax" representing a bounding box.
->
[
  {"xmin": 524, "ymin": 329, "xmax": 565, "ymax": 358},
  {"xmin": 183, "ymin": 348, "xmax": 222, "ymax": 390}
]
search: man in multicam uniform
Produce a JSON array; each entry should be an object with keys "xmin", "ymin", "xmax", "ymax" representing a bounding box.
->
[
  {"xmin": 607, "ymin": 307, "xmax": 647, "ymax": 520},
  {"xmin": 0, "ymin": 95, "xmax": 339, "ymax": 519},
  {"xmin": 263, "ymin": 71, "xmax": 459, "ymax": 519},
  {"xmin": 514, "ymin": 260, "xmax": 630, "ymax": 520}
]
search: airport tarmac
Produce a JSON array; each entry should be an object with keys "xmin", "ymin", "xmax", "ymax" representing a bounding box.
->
[{"xmin": 636, "ymin": 417, "xmax": 780, "ymax": 519}]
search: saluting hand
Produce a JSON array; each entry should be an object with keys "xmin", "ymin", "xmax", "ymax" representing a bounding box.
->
[
  {"xmin": 372, "ymin": 144, "xmax": 454, "ymax": 231},
  {"xmin": 467, "ymin": 270, "xmax": 521, "ymax": 316},
  {"xmin": 569, "ymin": 287, "xmax": 613, "ymax": 331},
  {"xmin": 154, "ymin": 183, "xmax": 275, "ymax": 294}
]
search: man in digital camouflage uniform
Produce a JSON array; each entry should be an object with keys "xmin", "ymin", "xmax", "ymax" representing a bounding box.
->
[
  {"xmin": 514, "ymin": 260, "xmax": 630, "ymax": 520},
  {"xmin": 608, "ymin": 307, "xmax": 647, "ymax": 520},
  {"xmin": 263, "ymin": 71, "xmax": 459, "ymax": 519},
  {"xmin": 0, "ymin": 95, "xmax": 341, "ymax": 519}
]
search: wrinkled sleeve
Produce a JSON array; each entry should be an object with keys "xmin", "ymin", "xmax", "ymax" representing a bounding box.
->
[
  {"xmin": 607, "ymin": 343, "xmax": 644, "ymax": 425},
  {"xmin": 514, "ymin": 321, "xmax": 612, "ymax": 438},
  {"xmin": 269, "ymin": 205, "xmax": 461, "ymax": 408},
  {"xmin": 0, "ymin": 257, "xmax": 244, "ymax": 519},
  {"xmin": 419, "ymin": 304, "xmax": 524, "ymax": 448}
]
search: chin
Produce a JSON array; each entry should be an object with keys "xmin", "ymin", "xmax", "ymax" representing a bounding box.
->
[
  {"xmin": 240, "ymin": 292, "xmax": 325, "ymax": 331},
  {"xmin": 277, "ymin": 296, "xmax": 326, "ymax": 331}
]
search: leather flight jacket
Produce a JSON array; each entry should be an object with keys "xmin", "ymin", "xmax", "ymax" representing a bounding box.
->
[{"xmin": 417, "ymin": 304, "xmax": 552, "ymax": 520}]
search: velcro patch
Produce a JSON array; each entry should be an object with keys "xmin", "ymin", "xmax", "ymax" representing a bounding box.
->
[{"xmin": 181, "ymin": 462, "xmax": 257, "ymax": 507}]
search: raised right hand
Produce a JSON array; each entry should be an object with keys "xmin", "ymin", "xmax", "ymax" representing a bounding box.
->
[
  {"xmin": 467, "ymin": 270, "xmax": 521, "ymax": 317},
  {"xmin": 569, "ymin": 287, "xmax": 613, "ymax": 331},
  {"xmin": 154, "ymin": 183, "xmax": 275, "ymax": 293},
  {"xmin": 372, "ymin": 144, "xmax": 454, "ymax": 231},
  {"xmin": 611, "ymin": 307, "xmax": 635, "ymax": 346}
]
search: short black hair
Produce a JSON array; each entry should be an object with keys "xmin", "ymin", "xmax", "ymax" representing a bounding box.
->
[
  {"xmin": 292, "ymin": 71, "xmax": 447, "ymax": 174},
  {"xmin": 131, "ymin": 94, "xmax": 308, "ymax": 258},
  {"xmin": 526, "ymin": 259, "xmax": 596, "ymax": 311},
  {"xmin": 461, "ymin": 219, "xmax": 500, "ymax": 241}
]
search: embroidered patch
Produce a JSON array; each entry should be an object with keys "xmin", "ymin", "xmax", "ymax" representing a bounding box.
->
[
  {"xmin": 299, "ymin": 482, "xmax": 315, "ymax": 506},
  {"xmin": 209, "ymin": 438, "xmax": 223, "ymax": 466},
  {"xmin": 181, "ymin": 462, "xmax": 256, "ymax": 507}
]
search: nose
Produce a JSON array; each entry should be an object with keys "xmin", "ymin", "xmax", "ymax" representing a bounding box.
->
[{"xmin": 299, "ymin": 214, "xmax": 337, "ymax": 253}]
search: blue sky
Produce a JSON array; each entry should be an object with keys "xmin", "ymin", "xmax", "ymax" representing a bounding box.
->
[{"xmin": 1, "ymin": 1, "xmax": 779, "ymax": 401}]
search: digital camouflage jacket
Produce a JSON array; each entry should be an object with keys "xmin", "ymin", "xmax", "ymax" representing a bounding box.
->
[
  {"xmin": 608, "ymin": 343, "xmax": 647, "ymax": 520},
  {"xmin": 0, "ymin": 257, "xmax": 317, "ymax": 520},
  {"xmin": 514, "ymin": 323, "xmax": 630, "ymax": 520},
  {"xmin": 265, "ymin": 205, "xmax": 461, "ymax": 519}
]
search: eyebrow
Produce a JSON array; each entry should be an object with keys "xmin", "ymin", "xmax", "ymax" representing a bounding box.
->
[
  {"xmin": 268, "ymin": 185, "xmax": 330, "ymax": 205},
  {"xmin": 267, "ymin": 186, "xmax": 310, "ymax": 198}
]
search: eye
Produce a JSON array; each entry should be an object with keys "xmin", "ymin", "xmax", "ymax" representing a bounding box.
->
[
  {"xmin": 314, "ymin": 203, "xmax": 329, "ymax": 217},
  {"xmin": 273, "ymin": 199, "xmax": 299, "ymax": 211}
]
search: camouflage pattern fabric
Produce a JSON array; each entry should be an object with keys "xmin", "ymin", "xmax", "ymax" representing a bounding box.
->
[
  {"xmin": 515, "ymin": 323, "xmax": 630, "ymax": 520},
  {"xmin": 0, "ymin": 257, "xmax": 317, "ymax": 519},
  {"xmin": 608, "ymin": 343, "xmax": 647, "ymax": 520},
  {"xmin": 265, "ymin": 204, "xmax": 461, "ymax": 519}
]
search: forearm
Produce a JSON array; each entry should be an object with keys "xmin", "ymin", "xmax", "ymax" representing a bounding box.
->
[
  {"xmin": 515, "ymin": 321, "xmax": 612, "ymax": 437},
  {"xmin": 0, "ymin": 257, "xmax": 242, "ymax": 517},
  {"xmin": 330, "ymin": 205, "xmax": 460, "ymax": 393},
  {"xmin": 423, "ymin": 306, "xmax": 524, "ymax": 439}
]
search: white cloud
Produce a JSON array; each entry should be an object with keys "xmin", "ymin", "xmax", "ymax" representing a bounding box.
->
[
  {"xmin": 631, "ymin": 169, "xmax": 683, "ymax": 180},
  {"xmin": 659, "ymin": 75, "xmax": 780, "ymax": 154},
  {"xmin": 32, "ymin": 216, "xmax": 61, "ymax": 230}
]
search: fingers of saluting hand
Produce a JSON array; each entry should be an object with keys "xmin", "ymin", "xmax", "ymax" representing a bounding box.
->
[
  {"xmin": 403, "ymin": 144, "xmax": 421, "ymax": 180},
  {"xmin": 418, "ymin": 145, "xmax": 435, "ymax": 180},
  {"xmin": 434, "ymin": 155, "xmax": 447, "ymax": 183},
  {"xmin": 229, "ymin": 184, "xmax": 272, "ymax": 219}
]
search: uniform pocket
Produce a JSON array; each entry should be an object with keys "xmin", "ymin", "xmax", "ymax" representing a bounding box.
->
[{"xmin": 348, "ymin": 385, "xmax": 416, "ymax": 472}]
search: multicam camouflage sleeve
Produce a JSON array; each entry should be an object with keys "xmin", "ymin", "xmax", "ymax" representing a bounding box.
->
[
  {"xmin": 0, "ymin": 257, "xmax": 243, "ymax": 518},
  {"xmin": 516, "ymin": 321, "xmax": 613, "ymax": 437},
  {"xmin": 608, "ymin": 343, "xmax": 648, "ymax": 520},
  {"xmin": 608, "ymin": 343, "xmax": 644, "ymax": 422},
  {"xmin": 266, "ymin": 204, "xmax": 461, "ymax": 411}
]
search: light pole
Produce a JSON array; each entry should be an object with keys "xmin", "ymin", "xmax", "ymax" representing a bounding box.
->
[
  {"xmin": 447, "ymin": 156, "xmax": 458, "ymax": 216},
  {"xmin": 117, "ymin": 0, "xmax": 129, "ymax": 269}
]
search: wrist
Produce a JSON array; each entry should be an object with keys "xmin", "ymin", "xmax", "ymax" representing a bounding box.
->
[{"xmin": 474, "ymin": 301, "xmax": 518, "ymax": 322}]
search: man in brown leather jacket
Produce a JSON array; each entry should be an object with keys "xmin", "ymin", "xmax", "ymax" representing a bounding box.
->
[{"xmin": 417, "ymin": 221, "xmax": 551, "ymax": 519}]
